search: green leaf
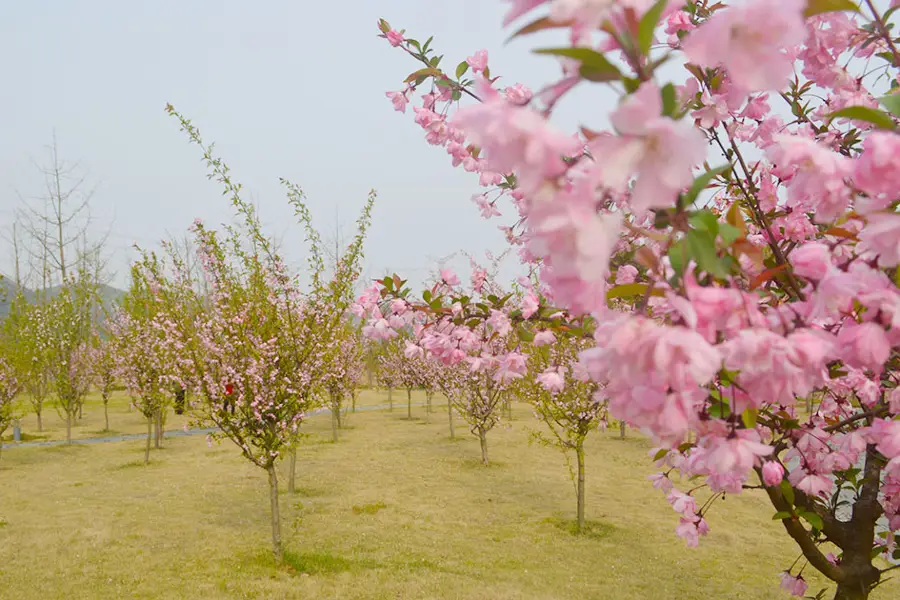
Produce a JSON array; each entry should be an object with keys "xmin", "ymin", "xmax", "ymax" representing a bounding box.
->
[
  {"xmin": 772, "ymin": 511, "xmax": 793, "ymax": 520},
  {"xmin": 517, "ymin": 325, "xmax": 535, "ymax": 343},
  {"xmin": 653, "ymin": 448, "xmax": 669, "ymax": 462},
  {"xmin": 879, "ymin": 93, "xmax": 900, "ymax": 118},
  {"xmin": 661, "ymin": 82, "xmax": 678, "ymax": 118},
  {"xmin": 638, "ymin": 0, "xmax": 668, "ymax": 55},
  {"xmin": 455, "ymin": 60, "xmax": 469, "ymax": 79},
  {"xmin": 534, "ymin": 47, "xmax": 621, "ymax": 82},
  {"xmin": 667, "ymin": 238, "xmax": 690, "ymax": 278},
  {"xmin": 683, "ymin": 165, "xmax": 730, "ymax": 207},
  {"xmin": 687, "ymin": 229, "xmax": 728, "ymax": 278},
  {"xmin": 404, "ymin": 67, "xmax": 442, "ymax": 83},
  {"xmin": 780, "ymin": 480, "xmax": 795, "ymax": 506},
  {"xmin": 800, "ymin": 511, "xmax": 824, "ymax": 531},
  {"xmin": 804, "ymin": 0, "xmax": 860, "ymax": 18},
  {"xmin": 828, "ymin": 106, "xmax": 896, "ymax": 130},
  {"xmin": 623, "ymin": 77, "xmax": 641, "ymax": 94},
  {"xmin": 708, "ymin": 401, "xmax": 731, "ymax": 419},
  {"xmin": 719, "ymin": 223, "xmax": 742, "ymax": 246},
  {"xmin": 607, "ymin": 283, "xmax": 652, "ymax": 300},
  {"xmin": 688, "ymin": 209, "xmax": 719, "ymax": 237},
  {"xmin": 422, "ymin": 289, "xmax": 432, "ymax": 303},
  {"xmin": 741, "ymin": 408, "xmax": 758, "ymax": 429}
]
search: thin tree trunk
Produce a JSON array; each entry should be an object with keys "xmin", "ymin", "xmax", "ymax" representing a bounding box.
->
[
  {"xmin": 154, "ymin": 409, "xmax": 161, "ymax": 449},
  {"xmin": 426, "ymin": 392, "xmax": 432, "ymax": 424},
  {"xmin": 288, "ymin": 447, "xmax": 297, "ymax": 494},
  {"xmin": 352, "ymin": 391, "xmax": 357, "ymax": 413},
  {"xmin": 576, "ymin": 442, "xmax": 586, "ymax": 534},
  {"xmin": 388, "ymin": 387, "xmax": 393, "ymax": 412},
  {"xmin": 78, "ymin": 401, "xmax": 83, "ymax": 420},
  {"xmin": 145, "ymin": 416, "xmax": 152, "ymax": 464},
  {"xmin": 619, "ymin": 420, "xmax": 626, "ymax": 439},
  {"xmin": 407, "ymin": 388, "xmax": 412, "ymax": 420},
  {"xmin": 479, "ymin": 428, "xmax": 488, "ymax": 465},
  {"xmin": 103, "ymin": 400, "xmax": 109, "ymax": 432},
  {"xmin": 267, "ymin": 464, "xmax": 284, "ymax": 564},
  {"xmin": 66, "ymin": 411, "xmax": 72, "ymax": 444},
  {"xmin": 448, "ymin": 403, "xmax": 455, "ymax": 439},
  {"xmin": 331, "ymin": 406, "xmax": 339, "ymax": 443},
  {"xmin": 36, "ymin": 408, "xmax": 43, "ymax": 432}
]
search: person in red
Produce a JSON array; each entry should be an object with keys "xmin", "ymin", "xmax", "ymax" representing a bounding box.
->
[{"xmin": 224, "ymin": 382, "xmax": 236, "ymax": 414}]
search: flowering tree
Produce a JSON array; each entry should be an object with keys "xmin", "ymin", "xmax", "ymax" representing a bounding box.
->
[
  {"xmin": 45, "ymin": 279, "xmax": 95, "ymax": 444},
  {"xmin": 517, "ymin": 328, "xmax": 605, "ymax": 533},
  {"xmin": 165, "ymin": 106, "xmax": 374, "ymax": 563},
  {"xmin": 88, "ymin": 333, "xmax": 117, "ymax": 432},
  {"xmin": 2, "ymin": 292, "xmax": 51, "ymax": 432},
  {"xmin": 111, "ymin": 256, "xmax": 182, "ymax": 463},
  {"xmin": 360, "ymin": 269, "xmax": 525, "ymax": 464},
  {"xmin": 0, "ymin": 357, "xmax": 20, "ymax": 462},
  {"xmin": 321, "ymin": 325, "xmax": 366, "ymax": 442},
  {"xmin": 376, "ymin": 2, "xmax": 900, "ymax": 597}
]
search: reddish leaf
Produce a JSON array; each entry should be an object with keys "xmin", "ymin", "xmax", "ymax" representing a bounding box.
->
[
  {"xmin": 507, "ymin": 16, "xmax": 574, "ymax": 41},
  {"xmin": 822, "ymin": 226, "xmax": 857, "ymax": 240},
  {"xmin": 749, "ymin": 264, "xmax": 789, "ymax": 290}
]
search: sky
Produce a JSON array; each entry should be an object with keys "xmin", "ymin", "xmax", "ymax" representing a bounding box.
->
[{"xmin": 0, "ymin": 0, "xmax": 592, "ymax": 291}]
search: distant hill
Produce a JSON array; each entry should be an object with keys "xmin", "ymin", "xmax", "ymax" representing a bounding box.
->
[{"xmin": 0, "ymin": 276, "xmax": 125, "ymax": 319}]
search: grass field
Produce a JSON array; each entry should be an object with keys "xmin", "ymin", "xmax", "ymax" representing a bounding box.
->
[{"xmin": 1, "ymin": 390, "xmax": 897, "ymax": 599}]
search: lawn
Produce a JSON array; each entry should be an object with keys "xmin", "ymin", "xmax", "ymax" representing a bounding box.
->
[{"xmin": 1, "ymin": 391, "xmax": 897, "ymax": 599}]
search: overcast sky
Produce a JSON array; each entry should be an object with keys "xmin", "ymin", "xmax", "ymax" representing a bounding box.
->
[{"xmin": 0, "ymin": 0, "xmax": 598, "ymax": 291}]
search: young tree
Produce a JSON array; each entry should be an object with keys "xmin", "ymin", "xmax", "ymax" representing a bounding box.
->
[
  {"xmin": 45, "ymin": 279, "xmax": 95, "ymax": 444},
  {"xmin": 165, "ymin": 106, "xmax": 374, "ymax": 563},
  {"xmin": 518, "ymin": 332, "xmax": 605, "ymax": 533},
  {"xmin": 88, "ymin": 333, "xmax": 117, "ymax": 432},
  {"xmin": 0, "ymin": 357, "xmax": 20, "ymax": 462},
  {"xmin": 3, "ymin": 293, "xmax": 51, "ymax": 432}
]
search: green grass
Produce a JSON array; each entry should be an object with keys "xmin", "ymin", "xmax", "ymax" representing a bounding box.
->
[{"xmin": 0, "ymin": 391, "xmax": 897, "ymax": 599}]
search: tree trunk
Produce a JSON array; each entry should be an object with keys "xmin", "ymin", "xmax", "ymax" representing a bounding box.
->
[
  {"xmin": 267, "ymin": 464, "xmax": 284, "ymax": 564},
  {"xmin": 103, "ymin": 400, "xmax": 109, "ymax": 432},
  {"xmin": 336, "ymin": 401, "xmax": 343, "ymax": 429},
  {"xmin": 576, "ymin": 442, "xmax": 586, "ymax": 534},
  {"xmin": 619, "ymin": 420, "xmax": 626, "ymax": 439},
  {"xmin": 66, "ymin": 411, "xmax": 72, "ymax": 444},
  {"xmin": 407, "ymin": 388, "xmax": 412, "ymax": 420},
  {"xmin": 448, "ymin": 403, "xmax": 455, "ymax": 439},
  {"xmin": 288, "ymin": 447, "xmax": 297, "ymax": 494},
  {"xmin": 331, "ymin": 407, "xmax": 339, "ymax": 443},
  {"xmin": 154, "ymin": 409, "xmax": 161, "ymax": 449},
  {"xmin": 479, "ymin": 428, "xmax": 488, "ymax": 465},
  {"xmin": 426, "ymin": 392, "xmax": 432, "ymax": 424},
  {"xmin": 352, "ymin": 391, "xmax": 357, "ymax": 413},
  {"xmin": 78, "ymin": 401, "xmax": 83, "ymax": 420},
  {"xmin": 145, "ymin": 416, "xmax": 152, "ymax": 464},
  {"xmin": 36, "ymin": 408, "xmax": 43, "ymax": 432},
  {"xmin": 388, "ymin": 387, "xmax": 393, "ymax": 412}
]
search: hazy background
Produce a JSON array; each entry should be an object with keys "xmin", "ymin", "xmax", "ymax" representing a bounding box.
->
[{"xmin": 0, "ymin": 0, "xmax": 595, "ymax": 291}]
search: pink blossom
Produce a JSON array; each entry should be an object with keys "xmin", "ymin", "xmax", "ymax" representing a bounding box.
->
[
  {"xmin": 504, "ymin": 83, "xmax": 533, "ymax": 105},
  {"xmin": 762, "ymin": 461, "xmax": 785, "ymax": 487},
  {"xmin": 453, "ymin": 78, "xmax": 581, "ymax": 192},
  {"xmin": 591, "ymin": 82, "xmax": 706, "ymax": 213},
  {"xmin": 780, "ymin": 572, "xmax": 808, "ymax": 597},
  {"xmin": 385, "ymin": 29, "xmax": 405, "ymax": 47},
  {"xmin": 837, "ymin": 321, "xmax": 890, "ymax": 373},
  {"xmin": 386, "ymin": 91, "xmax": 408, "ymax": 113},
  {"xmin": 502, "ymin": 0, "xmax": 550, "ymax": 25},
  {"xmin": 440, "ymin": 268, "xmax": 460, "ymax": 286},
  {"xmin": 537, "ymin": 367, "xmax": 565, "ymax": 393},
  {"xmin": 521, "ymin": 293, "xmax": 539, "ymax": 318},
  {"xmin": 533, "ymin": 330, "xmax": 557, "ymax": 346},
  {"xmin": 790, "ymin": 242, "xmax": 834, "ymax": 281},
  {"xmin": 683, "ymin": 0, "xmax": 807, "ymax": 93},
  {"xmin": 466, "ymin": 49, "xmax": 488, "ymax": 73},
  {"xmin": 767, "ymin": 136, "xmax": 852, "ymax": 223},
  {"xmin": 858, "ymin": 214, "xmax": 900, "ymax": 268},
  {"xmin": 854, "ymin": 132, "xmax": 900, "ymax": 212},
  {"xmin": 615, "ymin": 265, "xmax": 638, "ymax": 285}
]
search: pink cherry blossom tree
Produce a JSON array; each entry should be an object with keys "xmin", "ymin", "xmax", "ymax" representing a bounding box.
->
[
  {"xmin": 165, "ymin": 106, "xmax": 374, "ymax": 563},
  {"xmin": 375, "ymin": 3, "xmax": 900, "ymax": 597},
  {"xmin": 0, "ymin": 357, "xmax": 20, "ymax": 462},
  {"xmin": 87, "ymin": 333, "xmax": 117, "ymax": 432}
]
